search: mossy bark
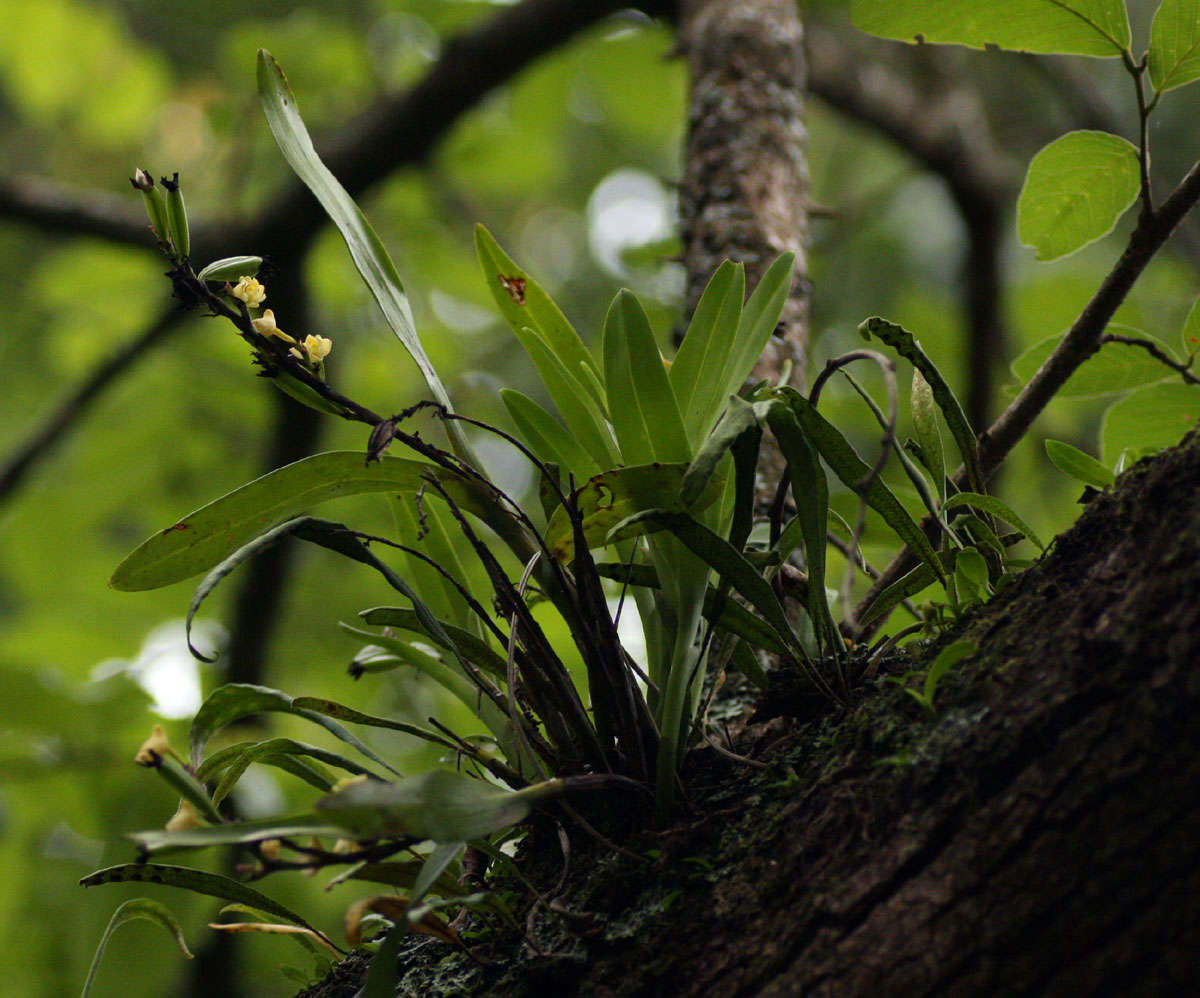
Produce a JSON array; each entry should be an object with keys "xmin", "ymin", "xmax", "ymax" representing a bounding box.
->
[{"xmin": 301, "ymin": 427, "xmax": 1200, "ymax": 996}]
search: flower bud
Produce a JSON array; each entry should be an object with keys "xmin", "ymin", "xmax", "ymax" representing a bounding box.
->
[
  {"xmin": 250, "ymin": 309, "xmax": 296, "ymax": 344},
  {"xmin": 134, "ymin": 724, "xmax": 171, "ymax": 767},
  {"xmin": 165, "ymin": 799, "xmax": 205, "ymax": 832},
  {"xmin": 197, "ymin": 256, "xmax": 264, "ymax": 283},
  {"xmin": 160, "ymin": 173, "xmax": 190, "ymax": 260},
  {"xmin": 130, "ymin": 168, "xmax": 170, "ymax": 248}
]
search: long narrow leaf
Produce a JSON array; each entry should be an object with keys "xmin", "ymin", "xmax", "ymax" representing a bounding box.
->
[
  {"xmin": 765, "ymin": 402, "xmax": 842, "ymax": 655},
  {"xmin": 82, "ymin": 899, "xmax": 192, "ymax": 998},
  {"xmin": 719, "ymin": 254, "xmax": 795, "ymax": 407},
  {"xmin": 680, "ymin": 396, "xmax": 758, "ymax": 506},
  {"xmin": 475, "ymin": 225, "xmax": 602, "ymax": 407},
  {"xmin": 781, "ymin": 389, "xmax": 945, "ymax": 583},
  {"xmin": 604, "ymin": 291, "xmax": 691, "ymax": 464},
  {"xmin": 257, "ymin": 51, "xmax": 473, "ymax": 463},
  {"xmin": 358, "ymin": 607, "xmax": 509, "ymax": 679},
  {"xmin": 501, "ymin": 389, "xmax": 599, "ymax": 481},
  {"xmin": 80, "ymin": 863, "xmax": 339, "ymax": 951},
  {"xmin": 188, "ymin": 683, "xmax": 400, "ymax": 777},
  {"xmin": 127, "ymin": 815, "xmax": 347, "ymax": 856},
  {"xmin": 670, "ymin": 261, "xmax": 745, "ymax": 442},
  {"xmin": 859, "ymin": 317, "xmax": 985, "ymax": 494},
  {"xmin": 111, "ymin": 452, "xmax": 530, "ymax": 592}
]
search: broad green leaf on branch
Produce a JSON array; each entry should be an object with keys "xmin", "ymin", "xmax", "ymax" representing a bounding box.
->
[
  {"xmin": 545, "ymin": 463, "xmax": 723, "ymax": 562},
  {"xmin": 110, "ymin": 452, "xmax": 525, "ymax": 591},
  {"xmin": 501, "ymin": 389, "xmax": 599, "ymax": 482},
  {"xmin": 256, "ymin": 51, "xmax": 474, "ymax": 461},
  {"xmin": 80, "ymin": 864, "xmax": 339, "ymax": 951},
  {"xmin": 315, "ymin": 770, "xmax": 566, "ymax": 842},
  {"xmin": 851, "ymin": 0, "xmax": 1130, "ymax": 57},
  {"xmin": 1101, "ymin": 382, "xmax": 1200, "ymax": 464},
  {"xmin": 82, "ymin": 899, "xmax": 192, "ymax": 998},
  {"xmin": 1017, "ymin": 131, "xmax": 1140, "ymax": 261},
  {"xmin": 1149, "ymin": 0, "xmax": 1200, "ymax": 93},
  {"xmin": 1010, "ymin": 325, "xmax": 1176, "ymax": 396},
  {"xmin": 1045, "ymin": 438, "xmax": 1115, "ymax": 487}
]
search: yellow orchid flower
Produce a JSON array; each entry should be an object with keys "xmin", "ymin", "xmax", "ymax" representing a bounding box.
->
[
  {"xmin": 250, "ymin": 309, "xmax": 296, "ymax": 344},
  {"xmin": 231, "ymin": 276, "xmax": 266, "ymax": 309}
]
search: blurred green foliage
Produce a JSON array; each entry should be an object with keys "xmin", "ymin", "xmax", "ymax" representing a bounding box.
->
[{"xmin": 1, "ymin": 0, "xmax": 1198, "ymax": 994}]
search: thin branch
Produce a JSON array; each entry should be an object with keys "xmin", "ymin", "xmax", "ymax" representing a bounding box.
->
[
  {"xmin": 1101, "ymin": 333, "xmax": 1200, "ymax": 386},
  {"xmin": 0, "ymin": 306, "xmax": 182, "ymax": 503}
]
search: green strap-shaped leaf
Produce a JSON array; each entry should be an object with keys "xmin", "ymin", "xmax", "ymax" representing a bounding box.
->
[
  {"xmin": 910, "ymin": 369, "xmax": 946, "ymax": 504},
  {"xmin": 110, "ymin": 452, "xmax": 530, "ymax": 592},
  {"xmin": 501, "ymin": 388, "xmax": 599, "ymax": 482},
  {"xmin": 670, "ymin": 261, "xmax": 745, "ymax": 443},
  {"xmin": 358, "ymin": 607, "xmax": 509, "ymax": 679},
  {"xmin": 338, "ymin": 624, "xmax": 514, "ymax": 753},
  {"xmin": 721, "ymin": 254, "xmax": 795, "ymax": 405},
  {"xmin": 782, "ymin": 389, "xmax": 946, "ymax": 582},
  {"xmin": 188, "ymin": 683, "xmax": 401, "ymax": 777},
  {"xmin": 475, "ymin": 225, "xmax": 603, "ymax": 409},
  {"xmin": 207, "ymin": 738, "xmax": 380, "ymax": 805},
  {"xmin": 511, "ymin": 324, "xmax": 618, "ymax": 470},
  {"xmin": 126, "ymin": 815, "xmax": 347, "ymax": 856},
  {"xmin": 1045, "ymin": 438, "xmax": 1115, "ymax": 488},
  {"xmin": 943, "ymin": 493, "xmax": 1045, "ymax": 550},
  {"xmin": 197, "ymin": 737, "xmax": 364, "ymax": 784},
  {"xmin": 80, "ymin": 863, "xmax": 340, "ymax": 952},
  {"xmin": 291, "ymin": 697, "xmax": 455, "ymax": 750},
  {"xmin": 257, "ymin": 51, "xmax": 472, "ymax": 462},
  {"xmin": 82, "ymin": 899, "xmax": 193, "ymax": 998},
  {"xmin": 1017, "ymin": 131, "xmax": 1140, "ymax": 261},
  {"xmin": 411, "ymin": 842, "xmax": 466, "ymax": 906},
  {"xmin": 851, "ymin": 0, "xmax": 1130, "ymax": 57},
  {"xmin": 364, "ymin": 927, "xmax": 404, "ymax": 998},
  {"xmin": 603, "ymin": 290, "xmax": 692, "ymax": 465},
  {"xmin": 680, "ymin": 396, "xmax": 758, "ymax": 506},
  {"xmin": 388, "ymin": 493, "xmax": 478, "ymax": 635},
  {"xmin": 765, "ymin": 402, "xmax": 842, "ymax": 656},
  {"xmin": 185, "ymin": 517, "xmax": 311, "ymax": 660},
  {"xmin": 1149, "ymin": 0, "xmax": 1200, "ymax": 93},
  {"xmin": 858, "ymin": 562, "xmax": 939, "ymax": 628},
  {"xmin": 545, "ymin": 463, "xmax": 723, "ymax": 562},
  {"xmin": 859, "ymin": 318, "xmax": 984, "ymax": 495}
]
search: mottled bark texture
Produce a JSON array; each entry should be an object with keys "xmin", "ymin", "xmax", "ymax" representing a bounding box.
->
[
  {"xmin": 678, "ymin": 0, "xmax": 809, "ymax": 386},
  {"xmin": 301, "ymin": 426, "xmax": 1200, "ymax": 998}
]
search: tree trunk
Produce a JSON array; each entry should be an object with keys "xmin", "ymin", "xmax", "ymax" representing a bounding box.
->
[
  {"xmin": 677, "ymin": 0, "xmax": 810, "ymax": 385},
  {"xmin": 302, "ymin": 424, "xmax": 1200, "ymax": 998}
]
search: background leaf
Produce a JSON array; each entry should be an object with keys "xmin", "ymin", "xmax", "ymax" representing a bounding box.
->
[
  {"xmin": 1149, "ymin": 0, "xmax": 1200, "ymax": 93},
  {"xmin": 1017, "ymin": 131, "xmax": 1140, "ymax": 261},
  {"xmin": 851, "ymin": 0, "xmax": 1130, "ymax": 57},
  {"xmin": 1011, "ymin": 325, "xmax": 1176, "ymax": 396},
  {"xmin": 1101, "ymin": 382, "xmax": 1200, "ymax": 464}
]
